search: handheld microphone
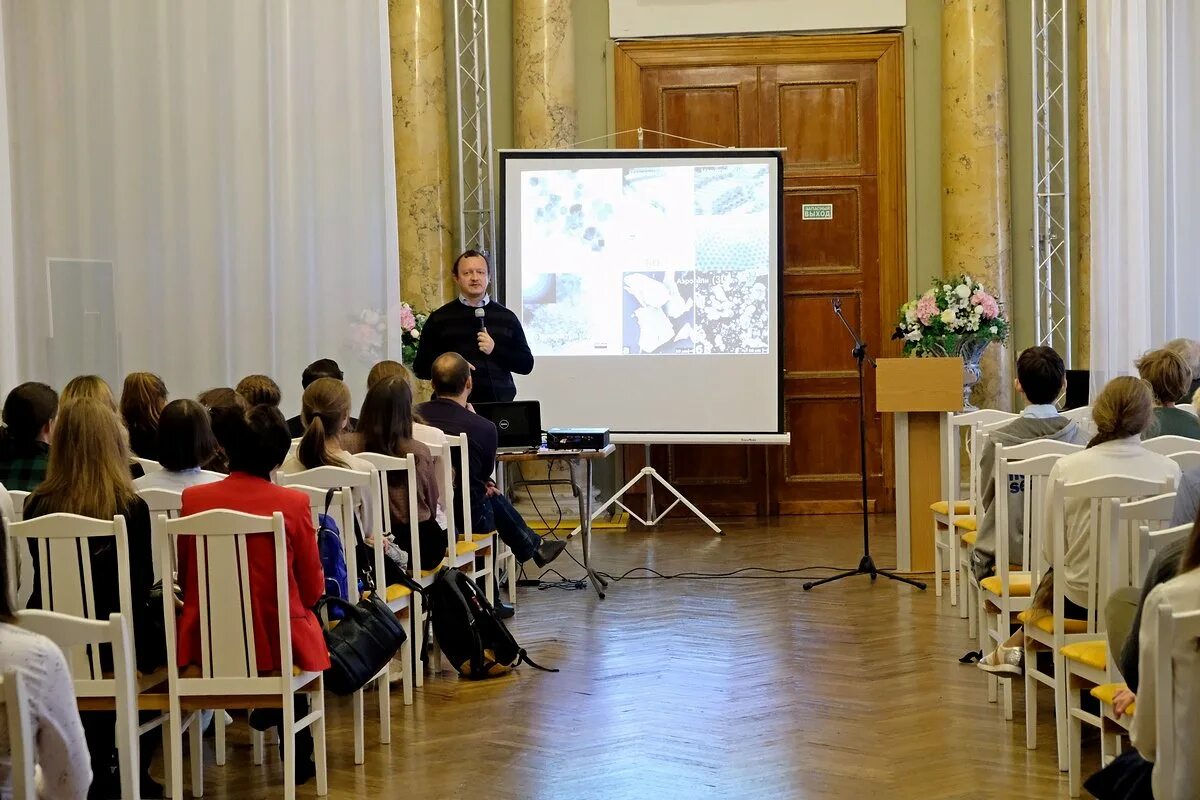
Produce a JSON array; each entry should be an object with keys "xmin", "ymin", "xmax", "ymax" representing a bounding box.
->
[{"xmin": 475, "ymin": 307, "xmax": 486, "ymax": 331}]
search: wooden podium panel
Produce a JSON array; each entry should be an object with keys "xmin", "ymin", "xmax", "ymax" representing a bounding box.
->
[{"xmin": 876, "ymin": 358, "xmax": 963, "ymax": 572}]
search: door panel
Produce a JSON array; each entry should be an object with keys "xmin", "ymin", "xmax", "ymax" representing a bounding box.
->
[{"xmin": 613, "ymin": 35, "xmax": 905, "ymax": 517}]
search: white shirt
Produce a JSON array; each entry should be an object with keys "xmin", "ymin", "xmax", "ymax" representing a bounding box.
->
[
  {"xmin": 1041, "ymin": 437, "xmax": 1181, "ymax": 608},
  {"xmin": 0, "ymin": 622, "xmax": 91, "ymax": 799},
  {"xmin": 1131, "ymin": 567, "xmax": 1200, "ymax": 800},
  {"xmin": 133, "ymin": 467, "xmax": 223, "ymax": 493},
  {"xmin": 280, "ymin": 449, "xmax": 380, "ymax": 539}
]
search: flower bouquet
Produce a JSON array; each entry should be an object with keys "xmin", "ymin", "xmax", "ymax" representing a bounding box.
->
[
  {"xmin": 399, "ymin": 302, "xmax": 428, "ymax": 367},
  {"xmin": 892, "ymin": 274, "xmax": 1009, "ymax": 408}
]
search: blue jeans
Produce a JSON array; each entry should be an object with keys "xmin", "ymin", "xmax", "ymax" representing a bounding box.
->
[{"xmin": 474, "ymin": 493, "xmax": 541, "ymax": 562}]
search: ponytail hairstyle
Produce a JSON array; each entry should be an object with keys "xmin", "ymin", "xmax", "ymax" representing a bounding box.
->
[
  {"xmin": 298, "ymin": 377, "xmax": 351, "ymax": 469},
  {"xmin": 120, "ymin": 372, "xmax": 168, "ymax": 433},
  {"xmin": 1087, "ymin": 376, "xmax": 1155, "ymax": 448}
]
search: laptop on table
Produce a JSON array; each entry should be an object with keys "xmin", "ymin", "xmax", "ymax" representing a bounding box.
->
[{"xmin": 472, "ymin": 400, "xmax": 542, "ymax": 452}]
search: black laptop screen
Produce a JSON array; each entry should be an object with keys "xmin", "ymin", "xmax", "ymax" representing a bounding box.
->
[{"xmin": 472, "ymin": 401, "xmax": 542, "ymax": 449}]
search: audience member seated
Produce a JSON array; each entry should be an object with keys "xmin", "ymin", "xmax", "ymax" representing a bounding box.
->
[
  {"xmin": 286, "ymin": 359, "xmax": 356, "ymax": 437},
  {"xmin": 1085, "ymin": 515, "xmax": 1200, "ymax": 800},
  {"xmin": 281, "ymin": 377, "xmax": 377, "ymax": 533},
  {"xmin": 60, "ymin": 375, "xmax": 118, "ymax": 413},
  {"xmin": 979, "ymin": 377, "xmax": 1180, "ymax": 674},
  {"xmin": 970, "ymin": 346, "xmax": 1087, "ymax": 581},
  {"xmin": 133, "ymin": 400, "xmax": 223, "ymax": 493},
  {"xmin": 367, "ymin": 360, "xmax": 443, "ymax": 444},
  {"xmin": 1165, "ymin": 337, "xmax": 1200, "ymax": 403},
  {"xmin": 0, "ymin": 518, "xmax": 92, "ymax": 799},
  {"xmin": 179, "ymin": 405, "xmax": 328, "ymax": 785},
  {"xmin": 0, "ymin": 382, "xmax": 57, "ymax": 492},
  {"xmin": 416, "ymin": 353, "xmax": 566, "ymax": 568},
  {"xmin": 119, "ymin": 372, "xmax": 168, "ymax": 461},
  {"xmin": 1136, "ymin": 348, "xmax": 1200, "ymax": 439},
  {"xmin": 195, "ymin": 388, "xmax": 248, "ymax": 473},
  {"xmin": 367, "ymin": 360, "xmax": 407, "ymax": 390},
  {"xmin": 23, "ymin": 398, "xmax": 165, "ymax": 798},
  {"xmin": 346, "ymin": 376, "xmax": 446, "ymax": 572},
  {"xmin": 235, "ymin": 374, "xmax": 282, "ymax": 408}
]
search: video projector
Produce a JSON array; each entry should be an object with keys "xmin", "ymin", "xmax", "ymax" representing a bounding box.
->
[{"xmin": 546, "ymin": 427, "xmax": 610, "ymax": 451}]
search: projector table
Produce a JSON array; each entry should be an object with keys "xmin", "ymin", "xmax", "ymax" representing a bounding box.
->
[{"xmin": 496, "ymin": 444, "xmax": 616, "ymax": 598}]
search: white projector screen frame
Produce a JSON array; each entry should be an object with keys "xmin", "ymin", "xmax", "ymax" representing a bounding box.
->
[{"xmin": 498, "ymin": 149, "xmax": 787, "ymax": 442}]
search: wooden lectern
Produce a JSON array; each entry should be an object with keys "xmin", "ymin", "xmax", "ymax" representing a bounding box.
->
[{"xmin": 876, "ymin": 357, "xmax": 964, "ymax": 572}]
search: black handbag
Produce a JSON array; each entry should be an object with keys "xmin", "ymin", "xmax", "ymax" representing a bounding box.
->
[{"xmin": 314, "ymin": 519, "xmax": 413, "ymax": 696}]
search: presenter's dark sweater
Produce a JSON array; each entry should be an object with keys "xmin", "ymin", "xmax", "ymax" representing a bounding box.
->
[{"xmin": 413, "ymin": 299, "xmax": 533, "ymax": 404}]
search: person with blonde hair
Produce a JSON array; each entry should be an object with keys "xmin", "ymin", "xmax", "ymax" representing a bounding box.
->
[
  {"xmin": 1165, "ymin": 337, "xmax": 1200, "ymax": 402},
  {"xmin": 367, "ymin": 359, "xmax": 409, "ymax": 391},
  {"xmin": 60, "ymin": 375, "xmax": 118, "ymax": 413},
  {"xmin": 1135, "ymin": 348, "xmax": 1200, "ymax": 439},
  {"xmin": 235, "ymin": 374, "xmax": 282, "ymax": 408},
  {"xmin": 23, "ymin": 398, "xmax": 164, "ymax": 797},
  {"xmin": 119, "ymin": 372, "xmax": 168, "ymax": 460},
  {"xmin": 979, "ymin": 376, "xmax": 1181, "ymax": 675}
]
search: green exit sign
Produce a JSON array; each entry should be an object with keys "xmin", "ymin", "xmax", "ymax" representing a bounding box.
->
[{"xmin": 802, "ymin": 203, "xmax": 834, "ymax": 220}]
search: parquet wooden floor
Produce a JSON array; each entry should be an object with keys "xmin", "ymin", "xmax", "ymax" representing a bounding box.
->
[{"xmin": 183, "ymin": 515, "xmax": 1098, "ymax": 799}]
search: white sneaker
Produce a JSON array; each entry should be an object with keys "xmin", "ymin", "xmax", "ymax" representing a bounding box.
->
[{"xmin": 977, "ymin": 645, "xmax": 1023, "ymax": 675}]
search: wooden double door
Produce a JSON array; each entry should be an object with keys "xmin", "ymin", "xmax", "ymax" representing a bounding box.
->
[{"xmin": 614, "ymin": 34, "xmax": 907, "ymax": 515}]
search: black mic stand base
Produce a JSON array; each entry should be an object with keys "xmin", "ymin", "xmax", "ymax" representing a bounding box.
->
[{"xmin": 802, "ymin": 554, "xmax": 927, "ymax": 591}]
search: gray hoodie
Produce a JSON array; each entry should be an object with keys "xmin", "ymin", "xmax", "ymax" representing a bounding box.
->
[{"xmin": 973, "ymin": 415, "xmax": 1088, "ymax": 559}]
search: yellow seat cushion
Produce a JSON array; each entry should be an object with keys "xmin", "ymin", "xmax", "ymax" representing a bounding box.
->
[
  {"xmin": 954, "ymin": 517, "xmax": 978, "ymax": 532},
  {"xmin": 980, "ymin": 572, "xmax": 1033, "ymax": 597},
  {"xmin": 455, "ymin": 540, "xmax": 479, "ymax": 555},
  {"xmin": 960, "ymin": 530, "xmax": 978, "ymax": 545},
  {"xmin": 930, "ymin": 500, "xmax": 973, "ymax": 515},
  {"xmin": 1061, "ymin": 640, "xmax": 1107, "ymax": 670},
  {"xmin": 1091, "ymin": 683, "xmax": 1135, "ymax": 716},
  {"xmin": 385, "ymin": 584, "xmax": 412, "ymax": 603},
  {"xmin": 1018, "ymin": 609, "xmax": 1090, "ymax": 634}
]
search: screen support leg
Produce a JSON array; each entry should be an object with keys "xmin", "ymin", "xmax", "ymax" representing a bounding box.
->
[
  {"xmin": 644, "ymin": 444, "xmax": 654, "ymax": 523},
  {"xmin": 567, "ymin": 463, "xmax": 722, "ymax": 538}
]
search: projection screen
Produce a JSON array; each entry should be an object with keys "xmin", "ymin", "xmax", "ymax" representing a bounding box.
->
[{"xmin": 498, "ymin": 149, "xmax": 784, "ymax": 438}]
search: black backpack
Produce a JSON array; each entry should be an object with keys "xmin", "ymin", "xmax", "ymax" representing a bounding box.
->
[{"xmin": 428, "ymin": 567, "xmax": 557, "ymax": 679}]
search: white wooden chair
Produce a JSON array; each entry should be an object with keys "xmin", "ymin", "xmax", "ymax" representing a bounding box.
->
[
  {"xmin": 1150, "ymin": 600, "xmax": 1200, "ymax": 800},
  {"xmin": 1177, "ymin": 402, "xmax": 1198, "ymax": 416},
  {"xmin": 7, "ymin": 490, "xmax": 28, "ymax": 521},
  {"xmin": 934, "ymin": 409, "xmax": 1015, "ymax": 606},
  {"xmin": 158, "ymin": 510, "xmax": 328, "ymax": 800},
  {"xmin": 3, "ymin": 491, "xmax": 30, "ymax": 607},
  {"xmin": 1, "ymin": 670, "xmax": 36, "ymax": 800},
  {"xmin": 1142, "ymin": 435, "xmax": 1200, "ymax": 456},
  {"xmin": 7, "ymin": 513, "xmax": 171, "ymax": 796},
  {"xmin": 134, "ymin": 458, "xmax": 163, "ymax": 476},
  {"xmin": 443, "ymin": 433, "xmax": 497, "ymax": 592},
  {"xmin": 1166, "ymin": 450, "xmax": 1200, "ymax": 473},
  {"xmin": 137, "ymin": 488, "xmax": 183, "ymax": 584},
  {"xmin": 275, "ymin": 466, "xmax": 409, "ymax": 763},
  {"xmin": 978, "ymin": 443, "xmax": 1077, "ymax": 717},
  {"xmin": 1022, "ymin": 474, "xmax": 1175, "ymax": 775},
  {"xmin": 14, "ymin": 610, "xmax": 145, "ymax": 800}
]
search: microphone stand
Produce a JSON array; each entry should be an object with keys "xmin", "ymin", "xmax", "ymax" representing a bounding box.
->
[{"xmin": 803, "ymin": 299, "xmax": 926, "ymax": 592}]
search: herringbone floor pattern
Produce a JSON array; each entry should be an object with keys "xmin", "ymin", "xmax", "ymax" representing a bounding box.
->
[{"xmin": 183, "ymin": 515, "xmax": 1093, "ymax": 799}]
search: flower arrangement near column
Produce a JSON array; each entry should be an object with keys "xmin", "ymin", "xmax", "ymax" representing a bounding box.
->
[
  {"xmin": 398, "ymin": 302, "xmax": 428, "ymax": 367},
  {"xmin": 893, "ymin": 274, "xmax": 1009, "ymax": 409}
]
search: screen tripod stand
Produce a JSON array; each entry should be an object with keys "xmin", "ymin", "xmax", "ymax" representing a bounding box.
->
[{"xmin": 803, "ymin": 298, "xmax": 926, "ymax": 592}]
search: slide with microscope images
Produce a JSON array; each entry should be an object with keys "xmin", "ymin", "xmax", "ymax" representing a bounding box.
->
[{"xmin": 519, "ymin": 162, "xmax": 771, "ymax": 356}]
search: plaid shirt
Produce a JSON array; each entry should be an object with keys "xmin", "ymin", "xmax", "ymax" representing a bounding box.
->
[{"xmin": 0, "ymin": 441, "xmax": 49, "ymax": 493}]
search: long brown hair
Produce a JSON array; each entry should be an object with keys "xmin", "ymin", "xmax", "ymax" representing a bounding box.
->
[
  {"xmin": 31, "ymin": 399, "xmax": 136, "ymax": 519},
  {"xmin": 357, "ymin": 376, "xmax": 415, "ymax": 456},
  {"xmin": 1087, "ymin": 376, "xmax": 1155, "ymax": 448},
  {"xmin": 62, "ymin": 375, "xmax": 118, "ymax": 413},
  {"xmin": 298, "ymin": 377, "xmax": 350, "ymax": 469},
  {"xmin": 120, "ymin": 372, "xmax": 168, "ymax": 432}
]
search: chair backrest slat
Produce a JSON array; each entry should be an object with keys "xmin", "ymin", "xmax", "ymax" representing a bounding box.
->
[
  {"xmin": 1, "ymin": 670, "xmax": 35, "ymax": 800},
  {"xmin": 995, "ymin": 448, "xmax": 1072, "ymax": 594},
  {"xmin": 1143, "ymin": 435, "xmax": 1200, "ymax": 456},
  {"xmin": 1166, "ymin": 450, "xmax": 1200, "ymax": 472},
  {"xmin": 1155, "ymin": 603, "xmax": 1200, "ymax": 800},
  {"xmin": 356, "ymin": 452, "xmax": 424, "ymax": 580}
]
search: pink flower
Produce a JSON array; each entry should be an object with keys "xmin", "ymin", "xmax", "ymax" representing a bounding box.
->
[
  {"xmin": 971, "ymin": 290, "xmax": 1000, "ymax": 319},
  {"xmin": 915, "ymin": 293, "xmax": 939, "ymax": 325},
  {"xmin": 399, "ymin": 305, "xmax": 416, "ymax": 331}
]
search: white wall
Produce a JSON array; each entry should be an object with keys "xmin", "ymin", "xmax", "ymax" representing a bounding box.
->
[{"xmin": 609, "ymin": 0, "xmax": 906, "ymax": 38}]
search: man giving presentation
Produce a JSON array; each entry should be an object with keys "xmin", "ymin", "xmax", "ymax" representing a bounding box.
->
[{"xmin": 413, "ymin": 249, "xmax": 534, "ymax": 404}]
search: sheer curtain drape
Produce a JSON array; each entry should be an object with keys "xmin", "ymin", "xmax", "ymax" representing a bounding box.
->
[
  {"xmin": 1, "ymin": 0, "xmax": 400, "ymax": 413},
  {"xmin": 1088, "ymin": 0, "xmax": 1200, "ymax": 392}
]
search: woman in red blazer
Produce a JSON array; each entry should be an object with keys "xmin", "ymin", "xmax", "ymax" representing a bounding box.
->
[{"xmin": 176, "ymin": 404, "xmax": 328, "ymax": 784}]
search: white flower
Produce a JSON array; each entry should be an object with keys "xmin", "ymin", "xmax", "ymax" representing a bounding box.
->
[
  {"xmin": 942, "ymin": 284, "xmax": 951, "ymax": 292},
  {"xmin": 955, "ymin": 285, "xmax": 970, "ymax": 299},
  {"xmin": 905, "ymin": 306, "xmax": 918, "ymax": 324},
  {"xmin": 989, "ymin": 326, "xmax": 998, "ymax": 334},
  {"xmin": 972, "ymin": 304, "xmax": 983, "ymax": 317},
  {"xmin": 905, "ymin": 329, "xmax": 923, "ymax": 341},
  {"xmin": 411, "ymin": 328, "xmax": 421, "ymax": 339},
  {"xmin": 940, "ymin": 308, "xmax": 957, "ymax": 326}
]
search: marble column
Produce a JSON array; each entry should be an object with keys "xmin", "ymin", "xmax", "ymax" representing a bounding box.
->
[
  {"xmin": 942, "ymin": 0, "xmax": 1014, "ymax": 411},
  {"xmin": 1076, "ymin": 5, "xmax": 1091, "ymax": 369},
  {"xmin": 513, "ymin": 0, "xmax": 577, "ymax": 149},
  {"xmin": 389, "ymin": 0, "xmax": 454, "ymax": 314}
]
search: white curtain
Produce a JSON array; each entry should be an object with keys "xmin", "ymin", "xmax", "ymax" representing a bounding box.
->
[
  {"xmin": 1, "ymin": 0, "xmax": 400, "ymax": 415},
  {"xmin": 1088, "ymin": 0, "xmax": 1200, "ymax": 392}
]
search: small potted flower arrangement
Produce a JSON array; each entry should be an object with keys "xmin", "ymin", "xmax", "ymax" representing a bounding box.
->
[
  {"xmin": 399, "ymin": 302, "xmax": 428, "ymax": 368},
  {"xmin": 892, "ymin": 274, "xmax": 1009, "ymax": 409}
]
